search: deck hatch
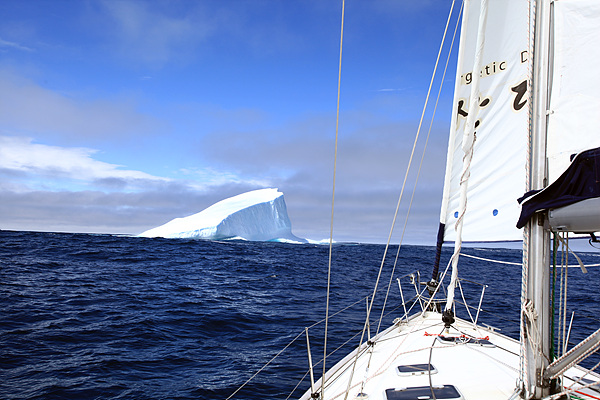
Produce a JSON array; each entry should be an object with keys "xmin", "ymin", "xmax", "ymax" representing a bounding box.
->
[
  {"xmin": 396, "ymin": 363, "xmax": 437, "ymax": 376},
  {"xmin": 385, "ymin": 385, "xmax": 463, "ymax": 400}
]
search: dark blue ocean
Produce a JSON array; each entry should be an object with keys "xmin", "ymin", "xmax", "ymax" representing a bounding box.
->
[{"xmin": 1, "ymin": 231, "xmax": 599, "ymax": 399}]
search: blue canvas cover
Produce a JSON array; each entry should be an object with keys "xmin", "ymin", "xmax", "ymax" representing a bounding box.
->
[{"xmin": 517, "ymin": 147, "xmax": 600, "ymax": 229}]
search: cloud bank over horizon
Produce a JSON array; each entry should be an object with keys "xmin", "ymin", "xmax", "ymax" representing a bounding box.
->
[{"xmin": 0, "ymin": 1, "xmax": 455, "ymax": 244}]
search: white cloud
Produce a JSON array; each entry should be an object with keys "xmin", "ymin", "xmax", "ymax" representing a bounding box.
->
[
  {"xmin": 0, "ymin": 135, "xmax": 167, "ymax": 188},
  {"xmin": 0, "ymin": 37, "xmax": 33, "ymax": 52}
]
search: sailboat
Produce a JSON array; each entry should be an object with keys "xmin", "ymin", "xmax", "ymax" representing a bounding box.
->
[{"xmin": 299, "ymin": 0, "xmax": 600, "ymax": 399}]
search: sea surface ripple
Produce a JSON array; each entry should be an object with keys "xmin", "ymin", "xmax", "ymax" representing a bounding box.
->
[{"xmin": 1, "ymin": 231, "xmax": 599, "ymax": 399}]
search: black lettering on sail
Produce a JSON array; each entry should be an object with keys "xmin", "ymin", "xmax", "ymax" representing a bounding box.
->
[
  {"xmin": 511, "ymin": 80, "xmax": 527, "ymax": 111},
  {"xmin": 457, "ymin": 97, "xmax": 490, "ymax": 121},
  {"xmin": 457, "ymin": 100, "xmax": 468, "ymax": 118}
]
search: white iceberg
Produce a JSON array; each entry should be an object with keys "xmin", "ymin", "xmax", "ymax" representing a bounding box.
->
[{"xmin": 138, "ymin": 188, "xmax": 306, "ymax": 242}]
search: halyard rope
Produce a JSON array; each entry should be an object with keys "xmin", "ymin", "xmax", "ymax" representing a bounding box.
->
[
  {"xmin": 445, "ymin": 0, "xmax": 489, "ymax": 319},
  {"xmin": 555, "ymin": 233, "xmax": 591, "ymax": 272},
  {"xmin": 323, "ymin": 1, "xmax": 345, "ymax": 398}
]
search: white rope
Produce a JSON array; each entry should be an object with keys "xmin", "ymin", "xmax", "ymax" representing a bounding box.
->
[
  {"xmin": 555, "ymin": 233, "xmax": 590, "ymax": 273},
  {"xmin": 446, "ymin": 0, "xmax": 489, "ymax": 314},
  {"xmin": 459, "ymin": 252, "xmax": 522, "ymax": 266},
  {"xmin": 522, "ymin": 298, "xmax": 541, "ymax": 357},
  {"xmin": 460, "ymin": 251, "xmax": 599, "ymax": 268},
  {"xmin": 558, "ymin": 263, "xmax": 600, "ymax": 268}
]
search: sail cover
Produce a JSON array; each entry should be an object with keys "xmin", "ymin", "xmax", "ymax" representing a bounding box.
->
[{"xmin": 440, "ymin": 0, "xmax": 529, "ymax": 242}]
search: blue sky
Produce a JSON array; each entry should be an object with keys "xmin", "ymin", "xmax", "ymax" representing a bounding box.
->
[{"xmin": 0, "ymin": 0, "xmax": 459, "ymax": 244}]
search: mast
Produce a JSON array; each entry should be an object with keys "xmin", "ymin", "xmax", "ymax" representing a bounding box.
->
[{"xmin": 523, "ymin": 0, "xmax": 552, "ymax": 398}]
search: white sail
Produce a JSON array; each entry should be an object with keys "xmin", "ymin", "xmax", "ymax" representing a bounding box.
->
[
  {"xmin": 547, "ymin": 0, "xmax": 600, "ymax": 183},
  {"xmin": 441, "ymin": 0, "xmax": 530, "ymax": 242}
]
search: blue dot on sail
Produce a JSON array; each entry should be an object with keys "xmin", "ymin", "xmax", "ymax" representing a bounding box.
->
[
  {"xmin": 493, "ymin": 209, "xmax": 498, "ymax": 216},
  {"xmin": 454, "ymin": 211, "xmax": 458, "ymax": 218}
]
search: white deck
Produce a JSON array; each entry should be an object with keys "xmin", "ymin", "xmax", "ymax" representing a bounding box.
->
[{"xmin": 301, "ymin": 311, "xmax": 600, "ymax": 400}]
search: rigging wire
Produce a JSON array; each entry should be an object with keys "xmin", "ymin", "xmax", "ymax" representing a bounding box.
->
[
  {"xmin": 224, "ymin": 329, "xmax": 306, "ymax": 400},
  {"xmin": 375, "ymin": 0, "xmax": 464, "ymax": 337},
  {"xmin": 228, "ymin": 290, "xmax": 384, "ymax": 399},
  {"xmin": 341, "ymin": 1, "xmax": 460, "ymax": 398},
  {"xmin": 323, "ymin": 1, "xmax": 345, "ymax": 398},
  {"xmin": 544, "ymin": 373, "xmax": 600, "ymax": 400}
]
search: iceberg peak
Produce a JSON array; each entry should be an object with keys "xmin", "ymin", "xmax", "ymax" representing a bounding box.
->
[{"xmin": 138, "ymin": 188, "xmax": 305, "ymax": 242}]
